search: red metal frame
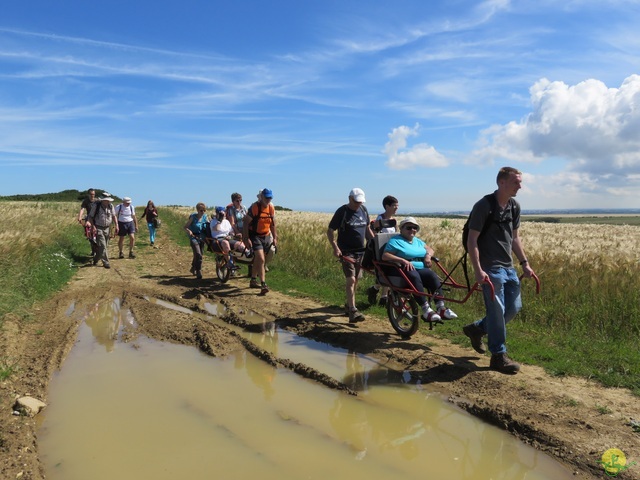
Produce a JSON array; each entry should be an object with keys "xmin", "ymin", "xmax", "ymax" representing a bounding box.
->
[
  {"xmin": 342, "ymin": 254, "xmax": 540, "ymax": 304},
  {"xmin": 370, "ymin": 257, "xmax": 495, "ymax": 304}
]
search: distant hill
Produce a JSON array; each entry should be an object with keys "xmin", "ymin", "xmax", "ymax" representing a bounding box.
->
[{"xmin": 0, "ymin": 189, "xmax": 120, "ymax": 203}]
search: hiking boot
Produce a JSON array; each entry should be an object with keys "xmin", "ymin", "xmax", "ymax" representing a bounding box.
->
[
  {"xmin": 196, "ymin": 271, "xmax": 203, "ymax": 280},
  {"xmin": 104, "ymin": 262, "xmax": 111, "ymax": 269},
  {"xmin": 129, "ymin": 252, "xmax": 136, "ymax": 259},
  {"xmin": 190, "ymin": 266, "xmax": 196, "ymax": 276},
  {"xmin": 93, "ymin": 258, "xmax": 99, "ymax": 266},
  {"xmin": 490, "ymin": 353, "xmax": 521, "ymax": 374},
  {"xmin": 250, "ymin": 278, "xmax": 260, "ymax": 288},
  {"xmin": 421, "ymin": 307, "xmax": 442, "ymax": 323},
  {"xmin": 259, "ymin": 283, "xmax": 269, "ymax": 296},
  {"xmin": 438, "ymin": 307, "xmax": 458, "ymax": 320},
  {"xmin": 378, "ymin": 296, "xmax": 387, "ymax": 307},
  {"xmin": 367, "ymin": 285, "xmax": 378, "ymax": 305},
  {"xmin": 348, "ymin": 309, "xmax": 365, "ymax": 323},
  {"xmin": 462, "ymin": 323, "xmax": 487, "ymax": 354},
  {"xmin": 119, "ymin": 252, "xmax": 125, "ymax": 259}
]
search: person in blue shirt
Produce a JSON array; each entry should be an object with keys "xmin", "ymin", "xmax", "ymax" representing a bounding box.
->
[
  {"xmin": 382, "ymin": 217, "xmax": 458, "ymax": 323},
  {"xmin": 183, "ymin": 202, "xmax": 208, "ymax": 279}
]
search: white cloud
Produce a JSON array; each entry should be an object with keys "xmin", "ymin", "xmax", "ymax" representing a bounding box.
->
[
  {"xmin": 383, "ymin": 123, "xmax": 449, "ymax": 170},
  {"xmin": 471, "ymin": 74, "xmax": 640, "ymax": 175}
]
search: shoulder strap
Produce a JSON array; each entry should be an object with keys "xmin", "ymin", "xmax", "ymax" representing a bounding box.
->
[
  {"xmin": 249, "ymin": 202, "xmax": 264, "ymax": 232},
  {"xmin": 480, "ymin": 193, "xmax": 498, "ymax": 232},
  {"xmin": 340, "ymin": 204, "xmax": 367, "ymax": 232}
]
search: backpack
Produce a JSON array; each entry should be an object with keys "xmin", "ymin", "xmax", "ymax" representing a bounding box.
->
[
  {"xmin": 361, "ymin": 237, "xmax": 376, "ymax": 269},
  {"xmin": 116, "ymin": 203, "xmax": 134, "ymax": 220},
  {"xmin": 248, "ymin": 202, "xmax": 274, "ymax": 235},
  {"xmin": 462, "ymin": 193, "xmax": 515, "ymax": 251}
]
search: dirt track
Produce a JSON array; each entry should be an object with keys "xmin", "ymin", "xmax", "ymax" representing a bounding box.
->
[{"xmin": 1, "ymin": 236, "xmax": 639, "ymax": 479}]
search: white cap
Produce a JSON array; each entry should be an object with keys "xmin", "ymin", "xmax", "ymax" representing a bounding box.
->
[
  {"xmin": 349, "ymin": 188, "xmax": 366, "ymax": 202},
  {"xmin": 123, "ymin": 197, "xmax": 132, "ymax": 203}
]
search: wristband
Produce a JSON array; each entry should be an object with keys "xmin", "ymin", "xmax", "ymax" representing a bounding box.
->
[{"xmin": 520, "ymin": 259, "xmax": 528, "ymax": 266}]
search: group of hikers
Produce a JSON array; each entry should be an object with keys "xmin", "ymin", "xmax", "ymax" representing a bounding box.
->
[
  {"xmin": 77, "ymin": 189, "xmax": 159, "ymax": 269},
  {"xmin": 327, "ymin": 167, "xmax": 536, "ymax": 375},
  {"xmin": 184, "ymin": 189, "xmax": 277, "ymax": 296},
  {"xmin": 77, "ymin": 166, "xmax": 535, "ymax": 375}
]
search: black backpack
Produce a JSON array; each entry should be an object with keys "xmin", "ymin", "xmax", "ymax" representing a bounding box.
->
[
  {"xmin": 462, "ymin": 193, "xmax": 515, "ymax": 251},
  {"xmin": 361, "ymin": 237, "xmax": 376, "ymax": 269}
]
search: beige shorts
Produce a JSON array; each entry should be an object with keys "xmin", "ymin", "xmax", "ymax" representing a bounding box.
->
[{"xmin": 341, "ymin": 253, "xmax": 363, "ymax": 279}]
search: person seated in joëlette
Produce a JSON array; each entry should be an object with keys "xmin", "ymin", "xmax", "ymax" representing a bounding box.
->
[
  {"xmin": 381, "ymin": 217, "xmax": 458, "ymax": 323},
  {"xmin": 209, "ymin": 206, "xmax": 248, "ymax": 257}
]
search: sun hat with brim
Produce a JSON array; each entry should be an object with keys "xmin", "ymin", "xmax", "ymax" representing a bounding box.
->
[
  {"xmin": 100, "ymin": 196, "xmax": 115, "ymax": 202},
  {"xmin": 123, "ymin": 197, "xmax": 132, "ymax": 203},
  {"xmin": 399, "ymin": 217, "xmax": 420, "ymax": 232}
]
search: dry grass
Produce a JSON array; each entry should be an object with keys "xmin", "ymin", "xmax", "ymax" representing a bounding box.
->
[
  {"xmin": 0, "ymin": 202, "xmax": 78, "ymax": 257},
  {"xmin": 275, "ymin": 210, "xmax": 640, "ymax": 264}
]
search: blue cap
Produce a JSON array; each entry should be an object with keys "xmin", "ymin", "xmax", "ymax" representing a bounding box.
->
[
  {"xmin": 261, "ymin": 188, "xmax": 273, "ymax": 198},
  {"xmin": 215, "ymin": 206, "xmax": 225, "ymax": 213}
]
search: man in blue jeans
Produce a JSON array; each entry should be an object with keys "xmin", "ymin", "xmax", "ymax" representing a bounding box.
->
[{"xmin": 463, "ymin": 167, "xmax": 535, "ymax": 374}]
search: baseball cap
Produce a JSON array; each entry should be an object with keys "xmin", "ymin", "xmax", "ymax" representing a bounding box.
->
[
  {"xmin": 215, "ymin": 206, "xmax": 225, "ymax": 213},
  {"xmin": 349, "ymin": 188, "xmax": 366, "ymax": 203},
  {"xmin": 261, "ymin": 188, "xmax": 273, "ymax": 199}
]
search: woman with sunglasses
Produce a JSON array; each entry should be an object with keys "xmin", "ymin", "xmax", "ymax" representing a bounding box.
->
[
  {"xmin": 382, "ymin": 217, "xmax": 458, "ymax": 323},
  {"xmin": 225, "ymin": 192, "xmax": 247, "ymax": 237}
]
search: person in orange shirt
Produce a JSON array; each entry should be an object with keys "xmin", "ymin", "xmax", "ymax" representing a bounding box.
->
[{"xmin": 243, "ymin": 188, "xmax": 278, "ymax": 295}]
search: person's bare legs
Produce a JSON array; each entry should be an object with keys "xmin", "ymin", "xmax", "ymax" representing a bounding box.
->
[{"xmin": 253, "ymin": 249, "xmax": 266, "ymax": 283}]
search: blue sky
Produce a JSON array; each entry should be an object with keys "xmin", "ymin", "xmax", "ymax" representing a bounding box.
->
[{"xmin": 1, "ymin": 0, "xmax": 640, "ymax": 212}]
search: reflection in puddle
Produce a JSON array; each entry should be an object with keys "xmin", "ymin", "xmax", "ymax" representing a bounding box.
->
[
  {"xmin": 144, "ymin": 296, "xmax": 193, "ymax": 315},
  {"xmin": 82, "ymin": 298, "xmax": 135, "ymax": 352},
  {"xmin": 201, "ymin": 301, "xmax": 226, "ymax": 316},
  {"xmin": 38, "ymin": 299, "xmax": 574, "ymax": 480}
]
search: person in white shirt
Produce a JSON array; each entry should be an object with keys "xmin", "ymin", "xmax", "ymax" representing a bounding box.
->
[
  {"xmin": 210, "ymin": 206, "xmax": 247, "ymax": 256},
  {"xmin": 116, "ymin": 197, "xmax": 138, "ymax": 259}
]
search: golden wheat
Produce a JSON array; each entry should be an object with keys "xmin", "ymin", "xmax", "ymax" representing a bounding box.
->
[
  {"xmin": 166, "ymin": 207, "xmax": 640, "ymax": 265},
  {"xmin": 0, "ymin": 202, "xmax": 78, "ymax": 257}
]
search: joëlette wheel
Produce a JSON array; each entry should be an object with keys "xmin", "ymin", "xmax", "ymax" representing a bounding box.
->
[
  {"xmin": 216, "ymin": 255, "xmax": 230, "ymax": 283},
  {"xmin": 386, "ymin": 291, "xmax": 419, "ymax": 338}
]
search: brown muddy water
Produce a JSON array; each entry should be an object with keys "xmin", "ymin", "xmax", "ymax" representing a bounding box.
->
[{"xmin": 37, "ymin": 298, "xmax": 575, "ymax": 480}]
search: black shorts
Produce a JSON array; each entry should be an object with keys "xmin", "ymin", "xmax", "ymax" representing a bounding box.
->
[
  {"xmin": 118, "ymin": 221, "xmax": 136, "ymax": 236},
  {"xmin": 250, "ymin": 234, "xmax": 272, "ymax": 251}
]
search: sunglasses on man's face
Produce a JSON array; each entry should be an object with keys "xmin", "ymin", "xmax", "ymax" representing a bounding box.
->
[{"xmin": 403, "ymin": 225, "xmax": 418, "ymax": 231}]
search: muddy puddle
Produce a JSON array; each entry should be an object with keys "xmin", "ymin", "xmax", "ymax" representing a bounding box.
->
[{"xmin": 37, "ymin": 298, "xmax": 575, "ymax": 480}]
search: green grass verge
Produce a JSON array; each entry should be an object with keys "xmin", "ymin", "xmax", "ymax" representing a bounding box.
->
[{"xmin": 0, "ymin": 223, "xmax": 87, "ymax": 325}]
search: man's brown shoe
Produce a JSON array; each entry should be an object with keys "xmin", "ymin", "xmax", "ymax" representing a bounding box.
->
[
  {"xmin": 348, "ymin": 309, "xmax": 365, "ymax": 323},
  {"xmin": 463, "ymin": 324, "xmax": 487, "ymax": 354},
  {"xmin": 490, "ymin": 353, "xmax": 520, "ymax": 374}
]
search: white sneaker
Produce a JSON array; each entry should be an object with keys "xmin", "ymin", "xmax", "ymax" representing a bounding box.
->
[
  {"xmin": 422, "ymin": 307, "xmax": 441, "ymax": 323},
  {"xmin": 438, "ymin": 307, "xmax": 458, "ymax": 320}
]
